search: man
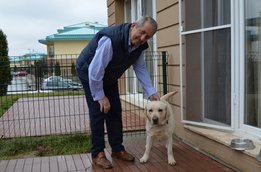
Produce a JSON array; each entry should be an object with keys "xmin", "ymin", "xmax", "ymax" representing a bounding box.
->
[{"xmin": 76, "ymin": 16, "xmax": 159, "ymax": 169}]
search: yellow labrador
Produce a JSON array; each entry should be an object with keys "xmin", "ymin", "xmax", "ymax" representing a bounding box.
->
[{"xmin": 140, "ymin": 91, "xmax": 178, "ymax": 165}]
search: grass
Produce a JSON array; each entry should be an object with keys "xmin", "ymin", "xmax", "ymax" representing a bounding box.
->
[
  {"xmin": 0, "ymin": 95, "xmax": 19, "ymax": 117},
  {"xmin": 0, "ymin": 91, "xmax": 90, "ymax": 160},
  {"xmin": 0, "ymin": 91, "xmax": 84, "ymax": 117},
  {"xmin": 0, "ymin": 133, "xmax": 91, "ymax": 160}
]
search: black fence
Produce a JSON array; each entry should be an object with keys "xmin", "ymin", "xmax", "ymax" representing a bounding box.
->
[{"xmin": 0, "ymin": 51, "xmax": 167, "ymax": 138}]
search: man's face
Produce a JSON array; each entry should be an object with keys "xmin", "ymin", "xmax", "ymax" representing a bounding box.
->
[{"xmin": 130, "ymin": 21, "xmax": 154, "ymax": 47}]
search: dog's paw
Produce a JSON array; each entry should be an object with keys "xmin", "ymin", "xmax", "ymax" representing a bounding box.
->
[
  {"xmin": 140, "ymin": 155, "xmax": 149, "ymax": 163},
  {"xmin": 168, "ymin": 157, "xmax": 176, "ymax": 165}
]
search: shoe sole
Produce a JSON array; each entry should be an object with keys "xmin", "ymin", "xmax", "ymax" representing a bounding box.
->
[
  {"xmin": 111, "ymin": 155, "xmax": 135, "ymax": 162},
  {"xmin": 93, "ymin": 161, "xmax": 112, "ymax": 169}
]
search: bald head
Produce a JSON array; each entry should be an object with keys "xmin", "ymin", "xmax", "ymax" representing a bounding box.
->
[{"xmin": 135, "ymin": 16, "xmax": 158, "ymax": 35}]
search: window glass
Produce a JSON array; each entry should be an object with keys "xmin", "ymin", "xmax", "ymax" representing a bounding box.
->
[
  {"xmin": 184, "ymin": 0, "xmax": 230, "ymax": 31},
  {"xmin": 124, "ymin": 0, "xmax": 156, "ymax": 95},
  {"xmin": 184, "ymin": 29, "xmax": 231, "ymax": 125},
  {"xmin": 244, "ymin": 0, "xmax": 261, "ymax": 128},
  {"xmin": 182, "ymin": 0, "xmax": 231, "ymax": 127}
]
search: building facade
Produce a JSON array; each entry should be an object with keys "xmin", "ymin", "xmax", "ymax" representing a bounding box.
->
[
  {"xmin": 39, "ymin": 22, "xmax": 107, "ymax": 76},
  {"xmin": 107, "ymin": 0, "xmax": 261, "ymax": 171}
]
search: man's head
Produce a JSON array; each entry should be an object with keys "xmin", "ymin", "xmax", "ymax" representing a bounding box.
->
[{"xmin": 130, "ymin": 16, "xmax": 158, "ymax": 47}]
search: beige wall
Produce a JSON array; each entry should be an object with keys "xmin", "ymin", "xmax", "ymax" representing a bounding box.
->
[
  {"xmin": 156, "ymin": 0, "xmax": 182, "ymax": 138},
  {"xmin": 53, "ymin": 40, "xmax": 88, "ymax": 55},
  {"xmin": 44, "ymin": 40, "xmax": 88, "ymax": 76},
  {"xmin": 107, "ymin": 0, "xmax": 124, "ymax": 26}
]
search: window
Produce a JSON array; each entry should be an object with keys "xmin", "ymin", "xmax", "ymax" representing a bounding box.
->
[
  {"xmin": 180, "ymin": 0, "xmax": 232, "ymax": 128},
  {"xmin": 244, "ymin": 0, "xmax": 261, "ymax": 129},
  {"xmin": 124, "ymin": 0, "xmax": 157, "ymax": 100},
  {"xmin": 181, "ymin": 0, "xmax": 261, "ymax": 137}
]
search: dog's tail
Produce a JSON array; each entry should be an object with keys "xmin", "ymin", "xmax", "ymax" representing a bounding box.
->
[{"xmin": 160, "ymin": 91, "xmax": 178, "ymax": 101}]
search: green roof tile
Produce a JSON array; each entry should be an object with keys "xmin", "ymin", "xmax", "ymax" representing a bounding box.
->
[{"xmin": 39, "ymin": 21, "xmax": 107, "ymax": 43}]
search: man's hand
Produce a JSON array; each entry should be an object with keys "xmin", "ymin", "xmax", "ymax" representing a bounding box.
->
[
  {"xmin": 98, "ymin": 96, "xmax": 111, "ymax": 114},
  {"xmin": 148, "ymin": 93, "xmax": 160, "ymax": 101}
]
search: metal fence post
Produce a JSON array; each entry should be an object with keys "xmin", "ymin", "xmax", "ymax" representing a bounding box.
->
[{"xmin": 162, "ymin": 51, "xmax": 167, "ymax": 95}]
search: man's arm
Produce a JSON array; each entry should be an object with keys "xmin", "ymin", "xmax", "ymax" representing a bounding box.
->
[
  {"xmin": 132, "ymin": 52, "xmax": 159, "ymax": 100},
  {"xmin": 88, "ymin": 36, "xmax": 113, "ymax": 101},
  {"xmin": 88, "ymin": 36, "xmax": 113, "ymax": 113}
]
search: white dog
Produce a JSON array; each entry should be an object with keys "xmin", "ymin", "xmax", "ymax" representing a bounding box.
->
[{"xmin": 140, "ymin": 91, "xmax": 178, "ymax": 165}]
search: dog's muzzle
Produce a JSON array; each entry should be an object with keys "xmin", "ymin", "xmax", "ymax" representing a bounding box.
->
[{"xmin": 152, "ymin": 116, "xmax": 159, "ymax": 125}]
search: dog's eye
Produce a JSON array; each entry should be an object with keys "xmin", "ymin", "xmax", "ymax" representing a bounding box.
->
[
  {"xmin": 158, "ymin": 109, "xmax": 163, "ymax": 112},
  {"xmin": 148, "ymin": 109, "xmax": 153, "ymax": 112}
]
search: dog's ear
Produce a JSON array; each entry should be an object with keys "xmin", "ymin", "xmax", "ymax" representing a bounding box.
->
[
  {"xmin": 143, "ymin": 104, "xmax": 151, "ymax": 121},
  {"xmin": 143, "ymin": 104, "xmax": 148, "ymax": 118},
  {"xmin": 165, "ymin": 106, "xmax": 170, "ymax": 119},
  {"xmin": 160, "ymin": 91, "xmax": 178, "ymax": 101}
]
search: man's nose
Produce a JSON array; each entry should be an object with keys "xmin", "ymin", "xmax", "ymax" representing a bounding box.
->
[{"xmin": 140, "ymin": 35, "xmax": 147, "ymax": 42}]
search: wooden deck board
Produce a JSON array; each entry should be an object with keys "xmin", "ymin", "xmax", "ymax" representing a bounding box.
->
[
  {"xmin": 56, "ymin": 156, "xmax": 67, "ymax": 172},
  {"xmin": 22, "ymin": 158, "xmax": 33, "ymax": 172},
  {"xmin": 49, "ymin": 156, "xmax": 59, "ymax": 172},
  {"xmin": 31, "ymin": 157, "xmax": 41, "ymax": 172},
  {"xmin": 4, "ymin": 159, "xmax": 16, "ymax": 172},
  {"xmin": 40, "ymin": 157, "xmax": 49, "ymax": 172}
]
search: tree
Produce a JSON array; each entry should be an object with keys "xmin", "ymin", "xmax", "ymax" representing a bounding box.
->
[
  {"xmin": 71, "ymin": 62, "xmax": 76, "ymax": 76},
  {"xmin": 54, "ymin": 61, "xmax": 61, "ymax": 76},
  {"xmin": 0, "ymin": 29, "xmax": 12, "ymax": 96},
  {"xmin": 33, "ymin": 60, "xmax": 48, "ymax": 78}
]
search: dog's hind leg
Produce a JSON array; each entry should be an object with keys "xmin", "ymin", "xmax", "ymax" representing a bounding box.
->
[
  {"xmin": 166, "ymin": 136, "xmax": 176, "ymax": 165},
  {"xmin": 140, "ymin": 135, "xmax": 153, "ymax": 163}
]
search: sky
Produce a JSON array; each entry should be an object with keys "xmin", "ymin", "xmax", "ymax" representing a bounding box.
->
[{"xmin": 0, "ymin": 0, "xmax": 108, "ymax": 56}]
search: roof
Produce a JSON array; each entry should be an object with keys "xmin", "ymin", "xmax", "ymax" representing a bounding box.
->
[
  {"xmin": 39, "ymin": 22, "xmax": 107, "ymax": 44},
  {"xmin": 9, "ymin": 52, "xmax": 47, "ymax": 62}
]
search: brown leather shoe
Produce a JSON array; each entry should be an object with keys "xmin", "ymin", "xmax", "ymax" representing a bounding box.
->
[
  {"xmin": 92, "ymin": 151, "xmax": 112, "ymax": 169},
  {"xmin": 111, "ymin": 150, "xmax": 135, "ymax": 162}
]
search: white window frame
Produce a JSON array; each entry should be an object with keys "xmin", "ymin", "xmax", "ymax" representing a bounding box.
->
[
  {"xmin": 237, "ymin": 0, "xmax": 261, "ymax": 138},
  {"xmin": 178, "ymin": 0, "xmax": 234, "ymax": 131},
  {"xmin": 179, "ymin": 0, "xmax": 261, "ymax": 138},
  {"xmin": 122, "ymin": 0, "xmax": 158, "ymax": 108}
]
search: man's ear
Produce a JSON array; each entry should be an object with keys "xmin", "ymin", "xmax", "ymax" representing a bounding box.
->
[{"xmin": 131, "ymin": 23, "xmax": 137, "ymax": 29}]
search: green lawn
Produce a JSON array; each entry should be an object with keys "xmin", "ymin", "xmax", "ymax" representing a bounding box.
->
[
  {"xmin": 0, "ymin": 91, "xmax": 90, "ymax": 160},
  {"xmin": 0, "ymin": 133, "xmax": 91, "ymax": 160}
]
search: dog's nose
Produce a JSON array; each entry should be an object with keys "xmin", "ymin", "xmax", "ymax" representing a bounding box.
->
[{"xmin": 152, "ymin": 116, "xmax": 158, "ymax": 124}]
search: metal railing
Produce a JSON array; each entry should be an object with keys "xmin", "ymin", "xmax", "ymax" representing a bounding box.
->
[{"xmin": 0, "ymin": 51, "xmax": 168, "ymax": 139}]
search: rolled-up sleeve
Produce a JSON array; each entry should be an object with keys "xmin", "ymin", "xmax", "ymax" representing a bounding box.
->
[{"xmin": 133, "ymin": 52, "xmax": 157, "ymax": 98}]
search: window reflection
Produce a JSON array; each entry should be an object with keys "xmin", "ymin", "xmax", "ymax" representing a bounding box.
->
[
  {"xmin": 184, "ymin": 0, "xmax": 230, "ymax": 31},
  {"xmin": 245, "ymin": 0, "xmax": 261, "ymax": 128}
]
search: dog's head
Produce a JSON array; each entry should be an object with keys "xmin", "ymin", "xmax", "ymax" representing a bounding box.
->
[{"xmin": 145, "ymin": 91, "xmax": 177, "ymax": 126}]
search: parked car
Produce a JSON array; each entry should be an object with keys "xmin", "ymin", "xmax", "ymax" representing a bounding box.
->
[
  {"xmin": 44, "ymin": 76, "xmax": 72, "ymax": 82},
  {"xmin": 67, "ymin": 81, "xmax": 82, "ymax": 87},
  {"xmin": 41, "ymin": 79, "xmax": 82, "ymax": 91},
  {"xmin": 15, "ymin": 71, "xmax": 27, "ymax": 77}
]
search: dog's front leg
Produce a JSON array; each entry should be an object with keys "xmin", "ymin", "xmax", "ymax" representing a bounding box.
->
[
  {"xmin": 140, "ymin": 135, "xmax": 153, "ymax": 163},
  {"xmin": 166, "ymin": 136, "xmax": 176, "ymax": 165}
]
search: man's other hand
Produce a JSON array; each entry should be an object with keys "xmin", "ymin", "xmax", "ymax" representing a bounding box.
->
[
  {"xmin": 148, "ymin": 93, "xmax": 160, "ymax": 101},
  {"xmin": 98, "ymin": 96, "xmax": 111, "ymax": 113}
]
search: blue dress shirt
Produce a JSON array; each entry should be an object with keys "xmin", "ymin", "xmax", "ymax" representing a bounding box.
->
[{"xmin": 88, "ymin": 36, "xmax": 156, "ymax": 101}]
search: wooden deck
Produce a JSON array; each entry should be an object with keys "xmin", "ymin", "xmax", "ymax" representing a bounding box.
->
[
  {"xmin": 0, "ymin": 95, "xmax": 237, "ymax": 171},
  {"xmin": 0, "ymin": 135, "xmax": 236, "ymax": 172}
]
